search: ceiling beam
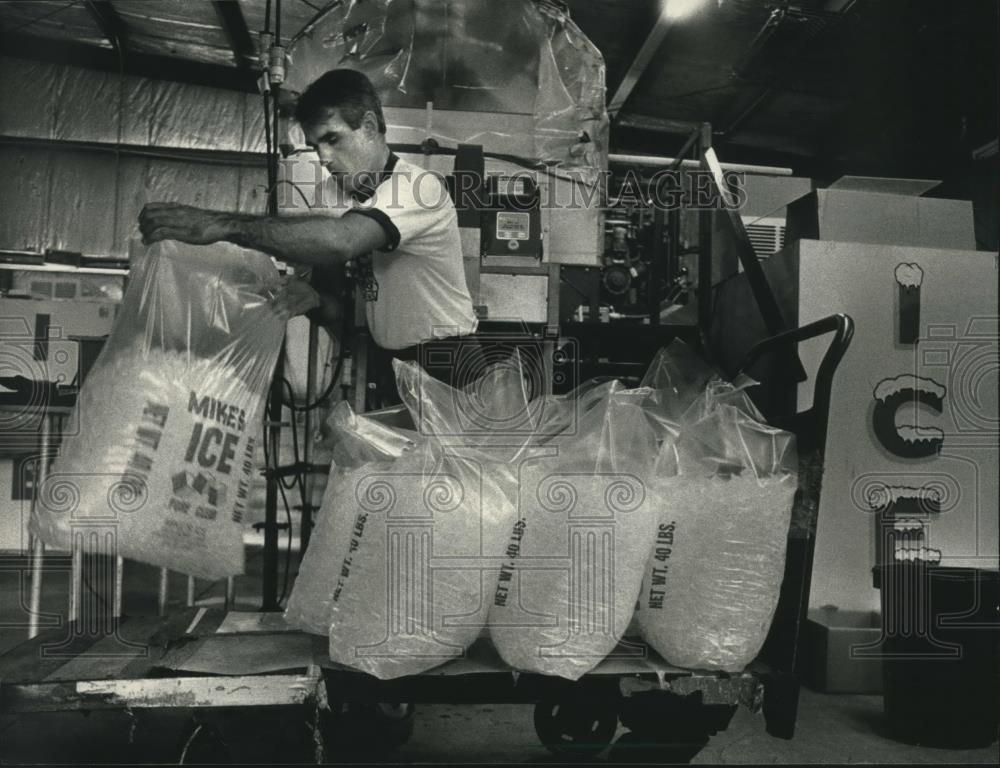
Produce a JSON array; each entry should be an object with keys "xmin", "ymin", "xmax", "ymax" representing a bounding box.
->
[
  {"xmin": 212, "ymin": 1, "xmax": 257, "ymax": 72},
  {"xmin": 82, "ymin": 0, "xmax": 128, "ymax": 55},
  {"xmin": 720, "ymin": 0, "xmax": 855, "ymax": 137},
  {"xmin": 607, "ymin": 9, "xmax": 674, "ymax": 119},
  {"xmin": 718, "ymin": 130, "xmax": 818, "ymax": 159},
  {"xmin": 615, "ymin": 113, "xmax": 702, "ymax": 135},
  {"xmin": 2, "ymin": 33, "xmax": 260, "ymax": 94}
]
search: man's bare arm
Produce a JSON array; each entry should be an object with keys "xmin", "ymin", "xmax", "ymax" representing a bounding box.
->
[{"xmin": 139, "ymin": 203, "xmax": 387, "ymax": 268}]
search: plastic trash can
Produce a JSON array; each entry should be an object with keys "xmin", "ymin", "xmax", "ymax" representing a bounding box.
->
[{"xmin": 873, "ymin": 564, "xmax": 999, "ymax": 748}]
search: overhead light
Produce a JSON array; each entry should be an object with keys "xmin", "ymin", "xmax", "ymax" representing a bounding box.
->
[{"xmin": 661, "ymin": 0, "xmax": 711, "ymax": 21}]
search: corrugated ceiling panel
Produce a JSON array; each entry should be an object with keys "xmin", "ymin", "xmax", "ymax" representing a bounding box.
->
[
  {"xmin": 126, "ymin": 36, "xmax": 237, "ymax": 67},
  {"xmin": 114, "ymin": 0, "xmax": 235, "ymax": 64},
  {"xmin": 0, "ymin": 58, "xmax": 61, "ymax": 138},
  {"xmin": 45, "ymin": 151, "xmax": 118, "ymax": 255},
  {"xmin": 0, "ymin": 147, "xmax": 51, "ymax": 252},
  {"xmin": 239, "ymin": 0, "xmax": 320, "ymax": 41},
  {"xmin": 0, "ymin": 1, "xmax": 109, "ymax": 48}
]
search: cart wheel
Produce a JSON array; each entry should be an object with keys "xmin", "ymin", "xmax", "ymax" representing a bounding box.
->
[
  {"xmin": 370, "ymin": 702, "xmax": 416, "ymax": 749},
  {"xmin": 321, "ymin": 702, "xmax": 416, "ymax": 754},
  {"xmin": 533, "ymin": 698, "xmax": 619, "ymax": 758}
]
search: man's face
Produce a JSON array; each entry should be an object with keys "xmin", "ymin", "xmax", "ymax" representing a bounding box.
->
[{"xmin": 302, "ymin": 107, "xmax": 381, "ymax": 198}]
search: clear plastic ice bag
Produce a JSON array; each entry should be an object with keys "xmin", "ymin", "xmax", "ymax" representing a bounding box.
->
[
  {"xmin": 635, "ymin": 399, "xmax": 798, "ymax": 673},
  {"xmin": 324, "ymin": 443, "xmax": 516, "ymax": 679},
  {"xmin": 284, "ymin": 401, "xmax": 419, "ymax": 636},
  {"xmin": 488, "ymin": 384, "xmax": 661, "ymax": 680},
  {"xmin": 393, "ymin": 353, "xmax": 538, "ymax": 459},
  {"xmin": 288, "ymin": 383, "xmax": 518, "ymax": 680},
  {"xmin": 30, "ymin": 241, "xmax": 285, "ymax": 580}
]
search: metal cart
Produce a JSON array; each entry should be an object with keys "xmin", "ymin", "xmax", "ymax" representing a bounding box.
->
[
  {"xmin": 0, "ymin": 312, "xmax": 852, "ymax": 764},
  {"xmin": 316, "ymin": 311, "xmax": 855, "ymax": 762}
]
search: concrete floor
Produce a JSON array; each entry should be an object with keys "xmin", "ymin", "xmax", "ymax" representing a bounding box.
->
[
  {"xmin": 1, "ymin": 693, "xmax": 997, "ymax": 764},
  {"xmin": 1, "ymin": 546, "xmax": 996, "ymax": 764}
]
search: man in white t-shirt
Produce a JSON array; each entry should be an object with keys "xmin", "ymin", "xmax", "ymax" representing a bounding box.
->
[{"xmin": 139, "ymin": 68, "xmax": 481, "ymax": 405}]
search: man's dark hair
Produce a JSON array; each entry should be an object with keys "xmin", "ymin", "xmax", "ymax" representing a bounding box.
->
[{"xmin": 294, "ymin": 69, "xmax": 387, "ymax": 134}]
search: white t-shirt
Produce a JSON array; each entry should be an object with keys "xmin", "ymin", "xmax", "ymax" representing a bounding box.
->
[{"xmin": 347, "ymin": 155, "xmax": 478, "ymax": 350}]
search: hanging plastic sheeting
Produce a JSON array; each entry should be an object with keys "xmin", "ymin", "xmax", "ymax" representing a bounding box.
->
[
  {"xmin": 634, "ymin": 371, "xmax": 798, "ymax": 673},
  {"xmin": 30, "ymin": 241, "xmax": 285, "ymax": 580},
  {"xmin": 283, "ymin": 0, "xmax": 608, "ymax": 183}
]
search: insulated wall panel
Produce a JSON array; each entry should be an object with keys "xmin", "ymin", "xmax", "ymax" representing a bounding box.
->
[
  {"xmin": 0, "ymin": 58, "xmax": 59, "ymax": 138},
  {"xmin": 0, "ymin": 147, "xmax": 50, "ymax": 251},
  {"xmin": 123, "ymin": 78, "xmax": 246, "ymax": 151},
  {"xmin": 45, "ymin": 150, "xmax": 118, "ymax": 255},
  {"xmin": 145, "ymin": 159, "xmax": 242, "ymax": 210},
  {"xmin": 242, "ymin": 93, "xmax": 268, "ymax": 154},
  {"xmin": 53, "ymin": 66, "xmax": 124, "ymax": 143},
  {"xmin": 112, "ymin": 156, "xmax": 149, "ymax": 253},
  {"xmin": 238, "ymin": 166, "xmax": 269, "ymax": 215}
]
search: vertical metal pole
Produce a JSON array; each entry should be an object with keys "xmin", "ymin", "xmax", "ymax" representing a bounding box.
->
[
  {"xmin": 545, "ymin": 262, "xmax": 561, "ymax": 395},
  {"xmin": 69, "ymin": 538, "xmax": 82, "ymax": 624},
  {"xmin": 28, "ymin": 411, "xmax": 55, "ymax": 639},
  {"xmin": 667, "ymin": 205, "xmax": 681, "ymax": 293},
  {"xmin": 262, "ymin": 345, "xmax": 285, "ymax": 611},
  {"xmin": 114, "ymin": 556, "xmax": 124, "ymax": 619},
  {"xmin": 186, "ymin": 575, "xmax": 195, "ymax": 608},
  {"xmin": 648, "ymin": 205, "xmax": 665, "ymax": 325},
  {"xmin": 301, "ymin": 322, "xmax": 318, "ymax": 555},
  {"xmin": 352, "ymin": 332, "xmax": 368, "ymax": 414},
  {"xmin": 226, "ymin": 576, "xmax": 237, "ymax": 610},
  {"xmin": 697, "ymin": 122, "xmax": 714, "ymax": 342},
  {"xmin": 157, "ymin": 568, "xmax": 168, "ymax": 616},
  {"xmin": 28, "ymin": 538, "xmax": 44, "ymax": 639}
]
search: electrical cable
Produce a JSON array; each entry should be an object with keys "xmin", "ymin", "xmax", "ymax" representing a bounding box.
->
[
  {"xmin": 275, "ymin": 467, "xmax": 294, "ymax": 605},
  {"xmin": 282, "ymin": 340, "xmax": 346, "ymax": 412},
  {"xmin": 262, "ymin": 397, "xmax": 295, "ymax": 606},
  {"xmin": 265, "ymin": 178, "xmax": 315, "ymax": 210},
  {"xmin": 277, "ymin": 377, "xmax": 302, "ymax": 491}
]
